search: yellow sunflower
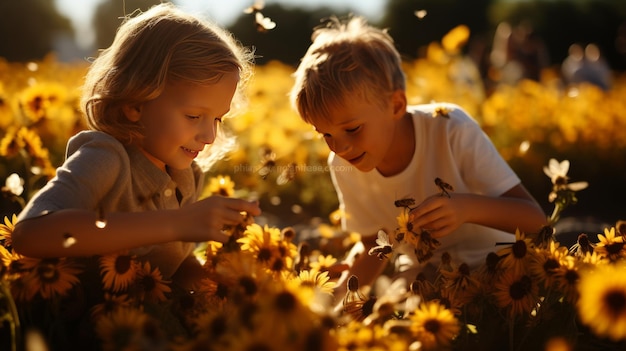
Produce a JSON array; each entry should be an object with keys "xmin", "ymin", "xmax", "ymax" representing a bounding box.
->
[
  {"xmin": 134, "ymin": 261, "xmax": 171, "ymax": 303},
  {"xmin": 19, "ymin": 256, "xmax": 83, "ymax": 300},
  {"xmin": 0, "ymin": 127, "xmax": 23, "ymax": 158},
  {"xmin": 497, "ymin": 229, "xmax": 536, "ymax": 276},
  {"xmin": 18, "ymin": 82, "xmax": 67, "ymax": 124},
  {"xmin": 528, "ymin": 241, "xmax": 569, "ymax": 289},
  {"xmin": 309, "ymin": 254, "xmax": 338, "ymax": 273},
  {"xmin": 291, "ymin": 269, "xmax": 335, "ymax": 295},
  {"xmin": 253, "ymin": 286, "xmax": 319, "ymax": 348},
  {"xmin": 410, "ymin": 301, "xmax": 460, "ymax": 350},
  {"xmin": 493, "ymin": 272, "xmax": 539, "ymax": 319},
  {"xmin": 594, "ymin": 227, "xmax": 626, "ymax": 262},
  {"xmin": 238, "ymin": 223, "xmax": 282, "ymax": 263},
  {"xmin": 95, "ymin": 307, "xmax": 163, "ymax": 351},
  {"xmin": 0, "ymin": 214, "xmax": 16, "ymax": 248},
  {"xmin": 99, "ymin": 251, "xmax": 139, "ymax": 293},
  {"xmin": 18, "ymin": 127, "xmax": 55, "ymax": 178},
  {"xmin": 205, "ymin": 175, "xmax": 235, "ymax": 197},
  {"xmin": 552, "ymin": 255, "xmax": 582, "ymax": 304},
  {"xmin": 238, "ymin": 223, "xmax": 297, "ymax": 274},
  {"xmin": 438, "ymin": 263, "xmax": 480, "ymax": 305},
  {"xmin": 90, "ymin": 292, "xmax": 133, "ymax": 320},
  {"xmin": 0, "ymin": 245, "xmax": 11, "ymax": 278},
  {"xmin": 578, "ymin": 262, "xmax": 626, "ymax": 341}
]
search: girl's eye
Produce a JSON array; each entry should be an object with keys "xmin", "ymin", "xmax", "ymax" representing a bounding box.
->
[
  {"xmin": 186, "ymin": 115, "xmax": 200, "ymax": 120},
  {"xmin": 346, "ymin": 126, "xmax": 360, "ymax": 133}
]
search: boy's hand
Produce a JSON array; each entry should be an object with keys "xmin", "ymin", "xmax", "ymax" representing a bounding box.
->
[{"xmin": 409, "ymin": 194, "xmax": 467, "ymax": 238}]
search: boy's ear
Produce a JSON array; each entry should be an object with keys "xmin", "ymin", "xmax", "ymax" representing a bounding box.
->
[
  {"xmin": 391, "ymin": 89, "xmax": 407, "ymax": 119},
  {"xmin": 122, "ymin": 104, "xmax": 142, "ymax": 122}
]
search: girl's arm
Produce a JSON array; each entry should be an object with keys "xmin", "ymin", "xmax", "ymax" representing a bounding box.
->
[
  {"xmin": 410, "ymin": 184, "xmax": 547, "ymax": 238},
  {"xmin": 12, "ymin": 196, "xmax": 261, "ymax": 258}
]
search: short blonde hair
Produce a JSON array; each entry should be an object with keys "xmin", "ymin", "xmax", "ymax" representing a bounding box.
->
[
  {"xmin": 290, "ymin": 16, "xmax": 405, "ymax": 124},
  {"xmin": 81, "ymin": 3, "xmax": 254, "ymax": 168}
]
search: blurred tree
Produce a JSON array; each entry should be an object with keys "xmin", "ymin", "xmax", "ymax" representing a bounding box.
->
[
  {"xmin": 0, "ymin": 0, "xmax": 73, "ymax": 62},
  {"xmin": 227, "ymin": 4, "xmax": 354, "ymax": 66},
  {"xmin": 92, "ymin": 0, "xmax": 164, "ymax": 50},
  {"xmin": 380, "ymin": 0, "xmax": 494, "ymax": 59}
]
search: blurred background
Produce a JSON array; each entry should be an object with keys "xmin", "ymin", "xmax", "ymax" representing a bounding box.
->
[
  {"xmin": 1, "ymin": 0, "xmax": 625, "ymax": 241},
  {"xmin": 2, "ymin": 0, "xmax": 626, "ymax": 70}
]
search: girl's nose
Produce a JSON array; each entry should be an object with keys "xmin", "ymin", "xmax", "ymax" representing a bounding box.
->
[{"xmin": 198, "ymin": 119, "xmax": 218, "ymax": 145}]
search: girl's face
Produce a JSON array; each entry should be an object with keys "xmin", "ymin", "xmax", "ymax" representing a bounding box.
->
[
  {"xmin": 311, "ymin": 90, "xmax": 410, "ymax": 176},
  {"xmin": 131, "ymin": 71, "xmax": 239, "ymax": 171}
]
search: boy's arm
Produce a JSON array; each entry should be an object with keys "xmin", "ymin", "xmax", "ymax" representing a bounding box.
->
[{"xmin": 411, "ymin": 183, "xmax": 547, "ymax": 239}]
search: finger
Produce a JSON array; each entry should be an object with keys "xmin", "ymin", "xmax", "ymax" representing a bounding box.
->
[
  {"xmin": 209, "ymin": 229, "xmax": 230, "ymax": 243},
  {"xmin": 221, "ymin": 208, "xmax": 249, "ymax": 225},
  {"xmin": 225, "ymin": 198, "xmax": 262, "ymax": 216}
]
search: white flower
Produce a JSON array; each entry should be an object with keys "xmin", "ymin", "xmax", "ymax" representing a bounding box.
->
[
  {"xmin": 3, "ymin": 173, "xmax": 24, "ymax": 196},
  {"xmin": 543, "ymin": 158, "xmax": 588, "ymax": 191}
]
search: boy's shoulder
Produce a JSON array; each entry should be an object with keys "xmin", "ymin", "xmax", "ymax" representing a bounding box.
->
[{"xmin": 409, "ymin": 102, "xmax": 478, "ymax": 126}]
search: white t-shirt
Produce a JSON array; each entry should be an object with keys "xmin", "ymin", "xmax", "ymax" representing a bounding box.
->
[{"xmin": 329, "ymin": 103, "xmax": 520, "ymax": 270}]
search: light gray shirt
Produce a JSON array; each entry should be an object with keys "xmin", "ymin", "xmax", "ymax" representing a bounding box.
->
[{"xmin": 18, "ymin": 130, "xmax": 201, "ymax": 278}]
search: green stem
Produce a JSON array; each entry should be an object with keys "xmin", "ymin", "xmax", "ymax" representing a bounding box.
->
[
  {"xmin": 1, "ymin": 280, "xmax": 21, "ymax": 351},
  {"xmin": 548, "ymin": 203, "xmax": 562, "ymax": 226},
  {"xmin": 509, "ymin": 319, "xmax": 514, "ymax": 351}
]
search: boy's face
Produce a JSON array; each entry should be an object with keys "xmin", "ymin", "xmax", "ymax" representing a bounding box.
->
[
  {"xmin": 130, "ymin": 71, "xmax": 239, "ymax": 171},
  {"xmin": 311, "ymin": 90, "xmax": 407, "ymax": 174}
]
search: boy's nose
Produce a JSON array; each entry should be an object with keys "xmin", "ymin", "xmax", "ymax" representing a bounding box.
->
[{"xmin": 330, "ymin": 137, "xmax": 351, "ymax": 155}]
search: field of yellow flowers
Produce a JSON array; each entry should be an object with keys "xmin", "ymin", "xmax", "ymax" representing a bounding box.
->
[{"xmin": 1, "ymin": 26, "xmax": 626, "ymax": 351}]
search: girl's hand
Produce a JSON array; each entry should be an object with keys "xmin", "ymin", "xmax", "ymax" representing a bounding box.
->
[
  {"xmin": 178, "ymin": 196, "xmax": 261, "ymax": 243},
  {"xmin": 409, "ymin": 194, "xmax": 467, "ymax": 238}
]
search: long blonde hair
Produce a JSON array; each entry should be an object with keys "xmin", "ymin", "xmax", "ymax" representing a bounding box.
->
[{"xmin": 81, "ymin": 3, "xmax": 254, "ymax": 170}]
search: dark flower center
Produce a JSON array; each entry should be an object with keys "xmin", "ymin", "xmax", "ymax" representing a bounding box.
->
[
  {"xmin": 275, "ymin": 291, "xmax": 296, "ymax": 313},
  {"xmin": 512, "ymin": 240, "xmax": 527, "ymax": 258},
  {"xmin": 604, "ymin": 290, "xmax": 626, "ymax": 317},
  {"xmin": 606, "ymin": 242, "xmax": 624, "ymax": 255},
  {"xmin": 509, "ymin": 276, "xmax": 531, "ymax": 300},
  {"xmin": 216, "ymin": 283, "xmax": 228, "ymax": 299},
  {"xmin": 258, "ymin": 248, "xmax": 272, "ymax": 262},
  {"xmin": 564, "ymin": 269, "xmax": 579, "ymax": 285},
  {"xmin": 210, "ymin": 315, "xmax": 228, "ymax": 337},
  {"xmin": 270, "ymin": 258, "xmax": 284, "ymax": 272},
  {"xmin": 141, "ymin": 275, "xmax": 156, "ymax": 291},
  {"xmin": 115, "ymin": 255, "xmax": 132, "ymax": 274},
  {"xmin": 38, "ymin": 264, "xmax": 59, "ymax": 283},
  {"xmin": 424, "ymin": 319, "xmax": 441, "ymax": 334},
  {"xmin": 239, "ymin": 276, "xmax": 258, "ymax": 296},
  {"xmin": 543, "ymin": 258, "xmax": 560, "ymax": 274}
]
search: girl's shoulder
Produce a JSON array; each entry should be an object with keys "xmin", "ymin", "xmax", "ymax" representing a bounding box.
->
[{"xmin": 67, "ymin": 130, "xmax": 127, "ymax": 157}]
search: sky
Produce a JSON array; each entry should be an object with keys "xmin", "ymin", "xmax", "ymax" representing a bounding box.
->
[{"xmin": 54, "ymin": 0, "xmax": 386, "ymax": 49}]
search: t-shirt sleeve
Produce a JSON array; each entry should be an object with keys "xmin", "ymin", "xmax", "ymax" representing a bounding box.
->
[
  {"xmin": 18, "ymin": 131, "xmax": 126, "ymax": 220},
  {"xmin": 448, "ymin": 105, "xmax": 520, "ymax": 196}
]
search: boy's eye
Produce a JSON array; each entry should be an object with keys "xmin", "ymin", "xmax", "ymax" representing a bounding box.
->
[
  {"xmin": 346, "ymin": 126, "xmax": 360, "ymax": 133},
  {"xmin": 186, "ymin": 114, "xmax": 200, "ymax": 119}
]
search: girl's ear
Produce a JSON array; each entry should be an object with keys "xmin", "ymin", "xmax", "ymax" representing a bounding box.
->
[
  {"xmin": 122, "ymin": 104, "xmax": 142, "ymax": 122},
  {"xmin": 391, "ymin": 89, "xmax": 407, "ymax": 120}
]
